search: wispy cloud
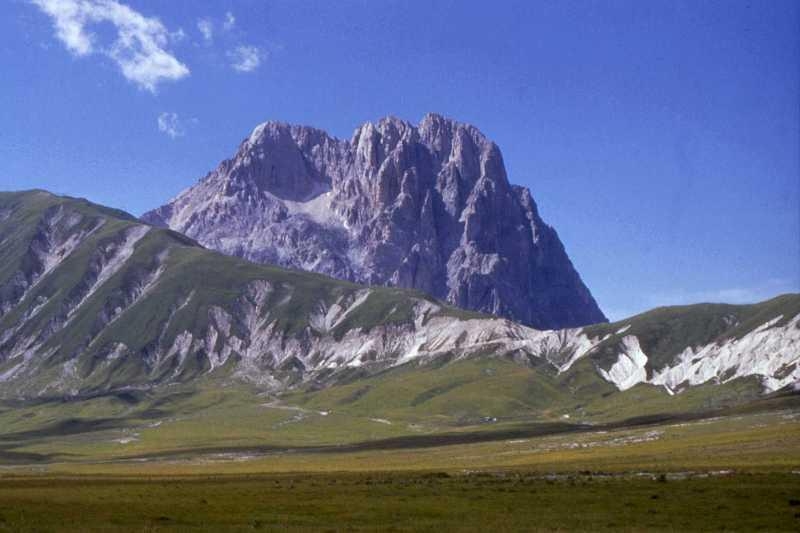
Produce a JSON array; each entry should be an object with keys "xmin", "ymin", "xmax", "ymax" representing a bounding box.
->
[
  {"xmin": 197, "ymin": 11, "xmax": 236, "ymax": 43},
  {"xmin": 157, "ymin": 112, "xmax": 185, "ymax": 139},
  {"xmin": 31, "ymin": 0, "xmax": 189, "ymax": 92},
  {"xmin": 196, "ymin": 17, "xmax": 213, "ymax": 43},
  {"xmin": 228, "ymin": 45, "xmax": 262, "ymax": 73},
  {"xmin": 170, "ymin": 27, "xmax": 186, "ymax": 43},
  {"xmin": 223, "ymin": 11, "xmax": 236, "ymax": 32}
]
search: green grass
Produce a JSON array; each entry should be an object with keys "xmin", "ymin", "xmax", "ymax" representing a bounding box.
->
[
  {"xmin": 0, "ymin": 404, "xmax": 798, "ymax": 531},
  {"xmin": 0, "ymin": 473, "xmax": 798, "ymax": 531},
  {"xmin": 0, "ymin": 362, "xmax": 796, "ymax": 531},
  {"xmin": 0, "ymin": 377, "xmax": 796, "ymax": 469},
  {"xmin": 0, "ymin": 406, "xmax": 798, "ymax": 531},
  {"xmin": 283, "ymin": 356, "xmax": 767, "ymax": 427}
]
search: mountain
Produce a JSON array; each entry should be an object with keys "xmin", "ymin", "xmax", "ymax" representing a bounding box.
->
[
  {"xmin": 2, "ymin": 190, "xmax": 798, "ymax": 408},
  {"xmin": 142, "ymin": 114, "xmax": 605, "ymax": 330}
]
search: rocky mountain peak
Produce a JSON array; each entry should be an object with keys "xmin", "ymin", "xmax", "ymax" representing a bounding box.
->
[
  {"xmin": 143, "ymin": 114, "xmax": 607, "ymax": 329},
  {"xmin": 228, "ymin": 121, "xmax": 336, "ymax": 201}
]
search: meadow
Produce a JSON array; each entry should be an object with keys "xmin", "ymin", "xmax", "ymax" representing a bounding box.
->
[
  {"xmin": 0, "ymin": 395, "xmax": 798, "ymax": 531},
  {"xmin": 0, "ymin": 472, "xmax": 798, "ymax": 531}
]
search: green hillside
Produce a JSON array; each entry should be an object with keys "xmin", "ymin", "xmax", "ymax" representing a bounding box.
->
[
  {"xmin": 584, "ymin": 294, "xmax": 800, "ymax": 376},
  {"xmin": 0, "ymin": 190, "xmax": 469, "ymax": 396}
]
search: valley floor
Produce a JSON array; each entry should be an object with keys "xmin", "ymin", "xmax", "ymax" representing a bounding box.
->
[
  {"xmin": 0, "ymin": 400, "xmax": 798, "ymax": 531},
  {"xmin": 0, "ymin": 472, "xmax": 798, "ymax": 531}
]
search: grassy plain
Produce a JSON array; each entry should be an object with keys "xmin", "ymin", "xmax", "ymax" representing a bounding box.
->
[
  {"xmin": 0, "ymin": 472, "xmax": 798, "ymax": 532},
  {"xmin": 0, "ymin": 394, "xmax": 798, "ymax": 531}
]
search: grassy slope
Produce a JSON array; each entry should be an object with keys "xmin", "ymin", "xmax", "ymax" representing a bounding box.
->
[
  {"xmin": 0, "ymin": 191, "xmax": 474, "ymax": 394},
  {"xmin": 0, "ymin": 362, "xmax": 778, "ymax": 467},
  {"xmin": 0, "ymin": 392, "xmax": 795, "ymax": 474},
  {"xmin": 283, "ymin": 356, "xmax": 765, "ymax": 425},
  {"xmin": 584, "ymin": 294, "xmax": 800, "ymax": 373}
]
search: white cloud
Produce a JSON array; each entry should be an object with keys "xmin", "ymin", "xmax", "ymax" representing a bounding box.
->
[
  {"xmin": 228, "ymin": 45, "xmax": 261, "ymax": 73},
  {"xmin": 31, "ymin": 0, "xmax": 189, "ymax": 92},
  {"xmin": 197, "ymin": 17, "xmax": 213, "ymax": 43},
  {"xmin": 170, "ymin": 27, "xmax": 186, "ymax": 43},
  {"xmin": 157, "ymin": 112, "xmax": 185, "ymax": 139},
  {"xmin": 223, "ymin": 11, "xmax": 236, "ymax": 31}
]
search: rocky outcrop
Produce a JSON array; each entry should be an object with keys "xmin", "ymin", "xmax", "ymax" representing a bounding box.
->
[{"xmin": 143, "ymin": 114, "xmax": 606, "ymax": 329}]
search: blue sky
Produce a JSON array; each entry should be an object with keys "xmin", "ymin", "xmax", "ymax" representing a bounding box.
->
[{"xmin": 1, "ymin": 0, "xmax": 798, "ymax": 320}]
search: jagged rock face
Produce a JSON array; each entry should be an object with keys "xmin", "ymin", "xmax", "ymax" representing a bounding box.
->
[{"xmin": 143, "ymin": 114, "xmax": 606, "ymax": 329}]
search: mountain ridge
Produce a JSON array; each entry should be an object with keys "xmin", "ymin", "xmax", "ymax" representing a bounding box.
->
[{"xmin": 2, "ymin": 190, "xmax": 798, "ymax": 407}]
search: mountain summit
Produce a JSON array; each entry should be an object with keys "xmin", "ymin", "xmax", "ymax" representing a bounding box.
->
[{"xmin": 143, "ymin": 114, "xmax": 606, "ymax": 329}]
